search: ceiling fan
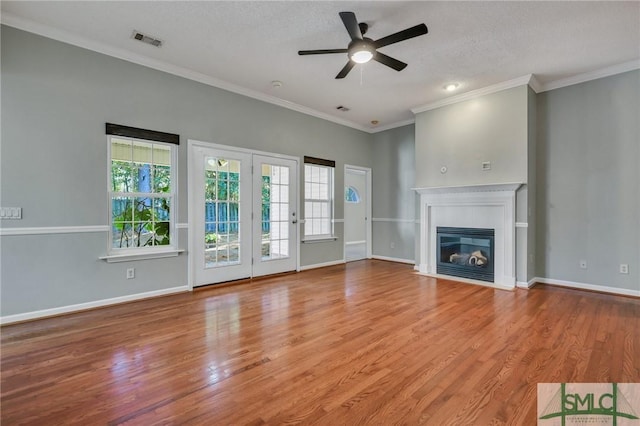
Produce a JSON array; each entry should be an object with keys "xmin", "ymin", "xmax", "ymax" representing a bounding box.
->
[{"xmin": 298, "ymin": 11, "xmax": 428, "ymax": 79}]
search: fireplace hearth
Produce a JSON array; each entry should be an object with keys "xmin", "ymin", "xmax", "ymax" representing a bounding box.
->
[{"xmin": 437, "ymin": 227, "xmax": 495, "ymax": 282}]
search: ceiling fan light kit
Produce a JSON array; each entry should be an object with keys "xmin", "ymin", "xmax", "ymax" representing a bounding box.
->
[
  {"xmin": 349, "ymin": 41, "xmax": 374, "ymax": 64},
  {"xmin": 298, "ymin": 11, "xmax": 428, "ymax": 79}
]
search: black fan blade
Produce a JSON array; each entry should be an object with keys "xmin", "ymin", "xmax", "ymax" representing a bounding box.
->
[
  {"xmin": 339, "ymin": 11, "xmax": 363, "ymax": 40},
  {"xmin": 374, "ymin": 23, "xmax": 428, "ymax": 49},
  {"xmin": 336, "ymin": 61, "xmax": 356, "ymax": 79},
  {"xmin": 372, "ymin": 52, "xmax": 407, "ymax": 71},
  {"xmin": 298, "ymin": 49, "xmax": 348, "ymax": 55}
]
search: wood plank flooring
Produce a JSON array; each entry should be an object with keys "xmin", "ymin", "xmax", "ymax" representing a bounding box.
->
[{"xmin": 1, "ymin": 260, "xmax": 638, "ymax": 425}]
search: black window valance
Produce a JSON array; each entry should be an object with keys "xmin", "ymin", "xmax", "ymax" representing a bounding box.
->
[
  {"xmin": 304, "ymin": 156, "xmax": 335, "ymax": 168},
  {"xmin": 106, "ymin": 123, "xmax": 179, "ymax": 145}
]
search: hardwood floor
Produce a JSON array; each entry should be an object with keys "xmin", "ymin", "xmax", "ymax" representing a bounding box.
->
[{"xmin": 1, "ymin": 260, "xmax": 638, "ymax": 425}]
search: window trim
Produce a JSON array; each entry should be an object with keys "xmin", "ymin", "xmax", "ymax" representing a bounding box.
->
[
  {"xmin": 303, "ymin": 161, "xmax": 335, "ymax": 241},
  {"xmin": 106, "ymin": 134, "xmax": 178, "ymax": 256}
]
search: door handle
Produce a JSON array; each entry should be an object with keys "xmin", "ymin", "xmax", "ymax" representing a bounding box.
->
[{"xmin": 292, "ymin": 220, "xmax": 298, "ymax": 224}]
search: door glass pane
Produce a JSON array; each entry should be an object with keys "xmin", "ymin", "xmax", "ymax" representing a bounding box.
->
[
  {"xmin": 261, "ymin": 164, "xmax": 290, "ymax": 261},
  {"xmin": 204, "ymin": 156, "xmax": 241, "ymax": 268}
]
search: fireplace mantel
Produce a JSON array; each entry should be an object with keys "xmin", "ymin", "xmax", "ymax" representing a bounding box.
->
[
  {"xmin": 413, "ymin": 182, "xmax": 522, "ymax": 195},
  {"xmin": 415, "ymin": 182, "xmax": 523, "ymax": 290}
]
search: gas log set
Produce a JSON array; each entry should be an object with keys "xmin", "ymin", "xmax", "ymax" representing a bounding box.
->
[{"xmin": 449, "ymin": 250, "xmax": 489, "ymax": 267}]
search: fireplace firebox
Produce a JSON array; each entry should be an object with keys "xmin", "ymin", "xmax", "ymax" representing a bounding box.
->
[{"xmin": 436, "ymin": 227, "xmax": 495, "ymax": 282}]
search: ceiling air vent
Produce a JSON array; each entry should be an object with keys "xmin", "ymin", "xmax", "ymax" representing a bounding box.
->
[{"xmin": 132, "ymin": 30, "xmax": 162, "ymax": 47}]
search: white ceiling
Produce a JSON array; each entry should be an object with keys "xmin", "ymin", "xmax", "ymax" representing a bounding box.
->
[{"xmin": 2, "ymin": 1, "xmax": 639, "ymax": 132}]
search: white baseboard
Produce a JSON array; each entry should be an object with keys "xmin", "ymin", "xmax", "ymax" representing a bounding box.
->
[
  {"xmin": 299, "ymin": 259, "xmax": 345, "ymax": 271},
  {"xmin": 533, "ymin": 277, "xmax": 639, "ymax": 297},
  {"xmin": 516, "ymin": 278, "xmax": 538, "ymax": 289},
  {"xmin": 0, "ymin": 286, "xmax": 190, "ymax": 325},
  {"xmin": 371, "ymin": 255, "xmax": 416, "ymax": 265}
]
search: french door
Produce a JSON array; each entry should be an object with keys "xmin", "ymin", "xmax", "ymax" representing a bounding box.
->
[
  {"xmin": 252, "ymin": 155, "xmax": 298, "ymax": 277},
  {"xmin": 190, "ymin": 144, "xmax": 297, "ymax": 287}
]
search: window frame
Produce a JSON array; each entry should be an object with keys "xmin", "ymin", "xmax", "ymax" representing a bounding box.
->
[
  {"xmin": 303, "ymin": 162, "xmax": 335, "ymax": 241},
  {"xmin": 107, "ymin": 134, "xmax": 178, "ymax": 256}
]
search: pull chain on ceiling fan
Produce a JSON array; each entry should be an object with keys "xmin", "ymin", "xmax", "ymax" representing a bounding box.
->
[{"xmin": 298, "ymin": 11, "xmax": 428, "ymax": 79}]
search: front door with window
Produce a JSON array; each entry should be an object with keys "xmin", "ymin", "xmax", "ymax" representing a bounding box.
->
[
  {"xmin": 344, "ymin": 166, "xmax": 370, "ymax": 261},
  {"xmin": 190, "ymin": 143, "xmax": 298, "ymax": 286}
]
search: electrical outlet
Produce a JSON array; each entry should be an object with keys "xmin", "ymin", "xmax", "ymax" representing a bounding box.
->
[
  {"xmin": 390, "ymin": 242, "xmax": 395, "ymax": 249},
  {"xmin": 579, "ymin": 260, "xmax": 587, "ymax": 269},
  {"xmin": 620, "ymin": 264, "xmax": 629, "ymax": 274},
  {"xmin": 126, "ymin": 268, "xmax": 135, "ymax": 279}
]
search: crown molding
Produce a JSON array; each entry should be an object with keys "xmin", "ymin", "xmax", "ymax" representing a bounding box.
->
[
  {"xmin": 527, "ymin": 74, "xmax": 543, "ymax": 93},
  {"xmin": 1, "ymin": 13, "xmax": 371, "ymax": 133},
  {"xmin": 4, "ymin": 13, "xmax": 638, "ymax": 134},
  {"xmin": 369, "ymin": 118, "xmax": 416, "ymax": 133},
  {"xmin": 538, "ymin": 59, "xmax": 640, "ymax": 92},
  {"xmin": 411, "ymin": 74, "xmax": 535, "ymax": 114},
  {"xmin": 411, "ymin": 58, "xmax": 640, "ymax": 115}
]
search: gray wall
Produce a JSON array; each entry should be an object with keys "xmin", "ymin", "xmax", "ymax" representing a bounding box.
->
[
  {"xmin": 536, "ymin": 70, "xmax": 639, "ymax": 291},
  {"xmin": 0, "ymin": 26, "xmax": 372, "ymax": 317},
  {"xmin": 414, "ymin": 86, "xmax": 528, "ymax": 188},
  {"xmin": 371, "ymin": 124, "xmax": 416, "ymax": 262}
]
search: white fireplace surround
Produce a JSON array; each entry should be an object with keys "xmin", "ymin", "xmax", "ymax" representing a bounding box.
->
[{"xmin": 415, "ymin": 183, "xmax": 522, "ymax": 290}]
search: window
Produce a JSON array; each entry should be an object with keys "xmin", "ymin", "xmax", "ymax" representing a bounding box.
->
[
  {"xmin": 345, "ymin": 186, "xmax": 360, "ymax": 203},
  {"xmin": 204, "ymin": 157, "xmax": 241, "ymax": 266},
  {"xmin": 108, "ymin": 135, "xmax": 176, "ymax": 252},
  {"xmin": 304, "ymin": 157, "xmax": 335, "ymax": 240},
  {"xmin": 261, "ymin": 164, "xmax": 290, "ymax": 260}
]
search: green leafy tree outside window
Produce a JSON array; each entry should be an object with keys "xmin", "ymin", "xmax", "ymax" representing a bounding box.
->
[{"xmin": 111, "ymin": 157, "xmax": 172, "ymax": 248}]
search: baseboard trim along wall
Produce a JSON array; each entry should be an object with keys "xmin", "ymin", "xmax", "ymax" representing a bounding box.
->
[
  {"xmin": 516, "ymin": 278, "xmax": 538, "ymax": 289},
  {"xmin": 372, "ymin": 255, "xmax": 416, "ymax": 265},
  {"xmin": 533, "ymin": 277, "xmax": 640, "ymax": 297},
  {"xmin": 0, "ymin": 285, "xmax": 190, "ymax": 325},
  {"xmin": 299, "ymin": 259, "xmax": 346, "ymax": 271}
]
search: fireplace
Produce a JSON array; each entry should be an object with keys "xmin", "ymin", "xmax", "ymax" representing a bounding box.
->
[
  {"xmin": 415, "ymin": 183, "xmax": 522, "ymax": 289},
  {"xmin": 437, "ymin": 227, "xmax": 495, "ymax": 282}
]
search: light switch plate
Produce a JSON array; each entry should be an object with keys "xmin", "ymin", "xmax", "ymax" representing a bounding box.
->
[{"xmin": 0, "ymin": 207, "xmax": 22, "ymax": 219}]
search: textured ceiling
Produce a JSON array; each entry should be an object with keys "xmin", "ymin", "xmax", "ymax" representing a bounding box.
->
[{"xmin": 2, "ymin": 1, "xmax": 639, "ymax": 132}]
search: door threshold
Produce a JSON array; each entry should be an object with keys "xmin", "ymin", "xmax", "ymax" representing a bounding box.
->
[{"xmin": 194, "ymin": 270, "xmax": 298, "ymax": 291}]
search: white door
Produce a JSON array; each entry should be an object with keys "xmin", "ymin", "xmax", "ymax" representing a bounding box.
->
[
  {"xmin": 252, "ymin": 155, "xmax": 298, "ymax": 277},
  {"xmin": 192, "ymin": 146, "xmax": 252, "ymax": 285},
  {"xmin": 344, "ymin": 166, "xmax": 371, "ymax": 262},
  {"xmin": 190, "ymin": 144, "xmax": 298, "ymax": 286}
]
